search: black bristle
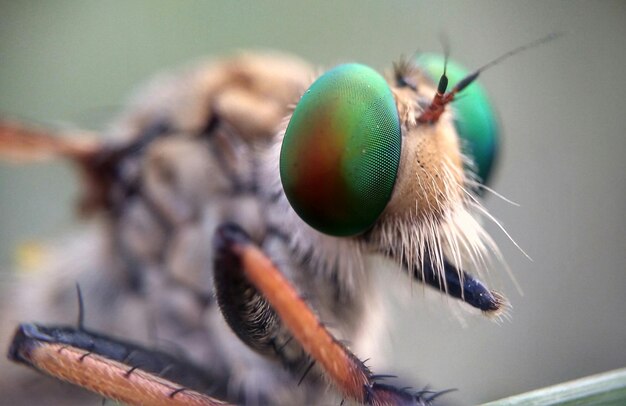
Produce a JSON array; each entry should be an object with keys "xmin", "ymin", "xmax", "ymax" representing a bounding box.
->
[
  {"xmin": 298, "ymin": 360, "xmax": 316, "ymax": 386},
  {"xmin": 124, "ymin": 365, "xmax": 140, "ymax": 378},
  {"xmin": 75, "ymin": 283, "xmax": 85, "ymax": 331}
]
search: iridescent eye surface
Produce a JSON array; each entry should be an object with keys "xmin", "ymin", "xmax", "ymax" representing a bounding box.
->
[
  {"xmin": 417, "ymin": 54, "xmax": 500, "ymax": 185},
  {"xmin": 280, "ymin": 64, "xmax": 401, "ymax": 237}
]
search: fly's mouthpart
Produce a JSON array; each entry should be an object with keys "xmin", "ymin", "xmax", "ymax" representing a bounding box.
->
[{"xmin": 366, "ymin": 138, "xmax": 509, "ymax": 314}]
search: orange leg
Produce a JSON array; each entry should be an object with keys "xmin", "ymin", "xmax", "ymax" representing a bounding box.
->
[
  {"xmin": 9, "ymin": 324, "xmax": 229, "ymax": 406},
  {"xmin": 214, "ymin": 224, "xmax": 437, "ymax": 405}
]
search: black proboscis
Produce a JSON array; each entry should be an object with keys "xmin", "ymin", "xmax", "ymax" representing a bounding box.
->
[{"xmin": 411, "ymin": 255, "xmax": 504, "ymax": 313}]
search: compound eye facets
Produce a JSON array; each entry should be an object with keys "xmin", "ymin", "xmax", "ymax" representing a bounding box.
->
[
  {"xmin": 280, "ymin": 64, "xmax": 401, "ymax": 237},
  {"xmin": 417, "ymin": 53, "xmax": 500, "ymax": 186}
]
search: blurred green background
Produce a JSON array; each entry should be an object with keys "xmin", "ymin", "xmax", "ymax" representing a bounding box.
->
[{"xmin": 1, "ymin": 1, "xmax": 625, "ymax": 404}]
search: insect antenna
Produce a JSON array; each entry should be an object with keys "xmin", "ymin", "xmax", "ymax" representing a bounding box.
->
[
  {"xmin": 456, "ymin": 32, "xmax": 565, "ymax": 94},
  {"xmin": 437, "ymin": 31, "xmax": 451, "ymax": 95},
  {"xmin": 418, "ymin": 32, "xmax": 563, "ymax": 123},
  {"xmin": 416, "ymin": 38, "xmax": 451, "ymax": 124}
]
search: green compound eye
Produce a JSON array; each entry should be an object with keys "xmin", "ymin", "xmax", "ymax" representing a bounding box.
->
[
  {"xmin": 280, "ymin": 64, "xmax": 401, "ymax": 237},
  {"xmin": 417, "ymin": 53, "xmax": 500, "ymax": 185}
]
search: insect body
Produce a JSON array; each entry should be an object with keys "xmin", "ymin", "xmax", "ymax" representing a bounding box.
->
[{"xmin": 1, "ymin": 49, "xmax": 508, "ymax": 405}]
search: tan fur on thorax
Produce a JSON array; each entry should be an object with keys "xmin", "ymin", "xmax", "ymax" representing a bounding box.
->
[{"xmin": 112, "ymin": 53, "xmax": 312, "ymax": 144}]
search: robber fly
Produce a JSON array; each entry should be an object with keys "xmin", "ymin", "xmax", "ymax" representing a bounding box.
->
[{"xmin": 0, "ymin": 35, "xmax": 558, "ymax": 405}]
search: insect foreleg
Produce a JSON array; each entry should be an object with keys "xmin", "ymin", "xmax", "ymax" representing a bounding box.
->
[
  {"xmin": 213, "ymin": 228, "xmax": 307, "ymax": 372},
  {"xmin": 8, "ymin": 323, "xmax": 230, "ymax": 406},
  {"xmin": 213, "ymin": 223, "xmax": 434, "ymax": 406}
]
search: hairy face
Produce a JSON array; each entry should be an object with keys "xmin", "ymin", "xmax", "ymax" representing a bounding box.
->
[{"xmin": 372, "ymin": 62, "xmax": 500, "ymax": 292}]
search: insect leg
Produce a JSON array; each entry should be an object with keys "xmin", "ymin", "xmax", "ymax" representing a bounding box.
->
[
  {"xmin": 213, "ymin": 230, "xmax": 306, "ymax": 371},
  {"xmin": 214, "ymin": 223, "xmax": 434, "ymax": 405},
  {"xmin": 8, "ymin": 323, "xmax": 230, "ymax": 406}
]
